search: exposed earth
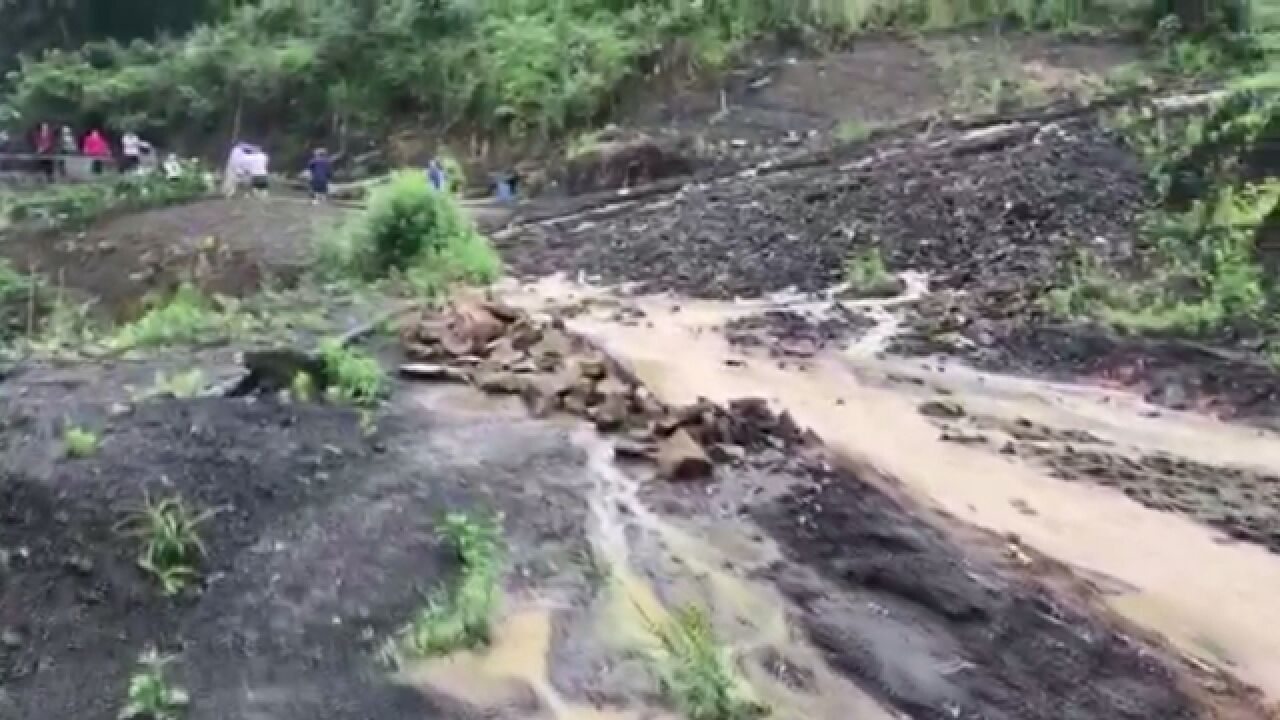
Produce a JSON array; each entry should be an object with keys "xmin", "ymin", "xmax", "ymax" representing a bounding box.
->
[{"xmin": 3, "ymin": 29, "xmax": 1280, "ymax": 720}]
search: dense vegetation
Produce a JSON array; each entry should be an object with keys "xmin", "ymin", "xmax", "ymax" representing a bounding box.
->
[
  {"xmin": 2, "ymin": 0, "xmax": 1171, "ymax": 157},
  {"xmin": 1046, "ymin": 0, "xmax": 1279, "ymax": 345}
]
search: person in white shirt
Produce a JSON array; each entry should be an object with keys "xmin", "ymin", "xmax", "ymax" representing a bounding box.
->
[
  {"xmin": 121, "ymin": 131, "xmax": 142, "ymax": 173},
  {"xmin": 244, "ymin": 148, "xmax": 269, "ymax": 197}
]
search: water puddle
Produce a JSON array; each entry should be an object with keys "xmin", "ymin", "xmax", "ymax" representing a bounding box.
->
[{"xmin": 501, "ymin": 274, "xmax": 1280, "ymax": 701}]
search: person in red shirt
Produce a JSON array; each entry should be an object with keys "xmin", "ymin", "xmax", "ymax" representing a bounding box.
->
[{"xmin": 82, "ymin": 129, "xmax": 110, "ymax": 158}]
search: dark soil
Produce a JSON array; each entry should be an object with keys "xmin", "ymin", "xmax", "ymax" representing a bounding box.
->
[
  {"xmin": 0, "ymin": 197, "xmax": 346, "ymax": 321},
  {"xmin": 751, "ymin": 456, "xmax": 1211, "ymax": 720},
  {"xmin": 723, "ymin": 304, "xmax": 875, "ymax": 356},
  {"xmin": 499, "ymin": 116, "xmax": 1146, "ymax": 300},
  {"xmin": 0, "ymin": 387, "xmax": 598, "ymax": 720},
  {"xmin": 964, "ymin": 324, "xmax": 1280, "ymax": 422},
  {"xmin": 1016, "ymin": 437, "xmax": 1280, "ymax": 555}
]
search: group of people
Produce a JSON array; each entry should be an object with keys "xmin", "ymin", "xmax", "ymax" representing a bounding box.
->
[{"xmin": 28, "ymin": 122, "xmax": 151, "ymax": 178}]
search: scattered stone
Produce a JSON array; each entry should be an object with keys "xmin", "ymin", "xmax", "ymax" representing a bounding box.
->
[
  {"xmin": 918, "ymin": 399, "xmax": 966, "ymax": 419},
  {"xmin": 399, "ymin": 363, "xmax": 470, "ymax": 383},
  {"xmin": 475, "ymin": 371, "xmax": 523, "ymax": 395},
  {"xmin": 63, "ymin": 555, "xmax": 94, "ymax": 576},
  {"xmin": 657, "ymin": 429, "xmax": 713, "ymax": 481},
  {"xmin": 440, "ymin": 302, "xmax": 506, "ymax": 356},
  {"xmin": 108, "ymin": 402, "xmax": 132, "ymax": 418},
  {"xmin": 0, "ymin": 629, "xmax": 22, "ymax": 649}
]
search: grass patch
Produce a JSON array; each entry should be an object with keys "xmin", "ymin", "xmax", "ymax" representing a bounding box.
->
[
  {"xmin": 398, "ymin": 512, "xmax": 504, "ymax": 658},
  {"xmin": 120, "ymin": 649, "xmax": 188, "ymax": 720},
  {"xmin": 645, "ymin": 604, "xmax": 765, "ymax": 720},
  {"xmin": 4, "ymin": 170, "xmax": 209, "ymax": 230},
  {"xmin": 318, "ymin": 338, "xmax": 386, "ymax": 407},
  {"xmin": 110, "ymin": 284, "xmax": 233, "ymax": 350},
  {"xmin": 834, "ymin": 118, "xmax": 873, "ymax": 143},
  {"xmin": 136, "ymin": 369, "xmax": 208, "ymax": 400},
  {"xmin": 116, "ymin": 493, "xmax": 215, "ymax": 597},
  {"xmin": 63, "ymin": 425, "xmax": 100, "ymax": 458},
  {"xmin": 844, "ymin": 247, "xmax": 901, "ymax": 297}
]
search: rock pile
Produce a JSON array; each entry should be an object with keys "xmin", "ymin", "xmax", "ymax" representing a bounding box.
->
[{"xmin": 400, "ymin": 300, "xmax": 814, "ymax": 480}]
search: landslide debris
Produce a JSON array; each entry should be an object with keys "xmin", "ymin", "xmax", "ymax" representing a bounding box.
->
[
  {"xmin": 497, "ymin": 117, "xmax": 1146, "ymax": 301},
  {"xmin": 399, "ymin": 299, "xmax": 815, "ymax": 479}
]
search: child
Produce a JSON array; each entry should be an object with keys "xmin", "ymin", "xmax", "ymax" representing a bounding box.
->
[{"xmin": 306, "ymin": 148, "xmax": 332, "ymax": 204}]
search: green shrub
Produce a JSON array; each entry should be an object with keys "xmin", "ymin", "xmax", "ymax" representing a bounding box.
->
[
  {"xmin": 318, "ymin": 338, "xmax": 386, "ymax": 406},
  {"xmin": 352, "ymin": 171, "xmax": 477, "ymax": 276}
]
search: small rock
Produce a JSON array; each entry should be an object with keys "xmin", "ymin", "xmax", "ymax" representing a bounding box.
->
[
  {"xmin": 475, "ymin": 371, "xmax": 523, "ymax": 395},
  {"xmin": 592, "ymin": 392, "xmax": 632, "ymax": 432},
  {"xmin": 1, "ymin": 629, "xmax": 23, "ymax": 649},
  {"xmin": 614, "ymin": 438, "xmax": 656, "ymax": 460},
  {"xmin": 108, "ymin": 402, "xmax": 132, "ymax": 418},
  {"xmin": 64, "ymin": 555, "xmax": 94, "ymax": 575},
  {"xmin": 918, "ymin": 399, "xmax": 966, "ymax": 419},
  {"xmin": 709, "ymin": 443, "xmax": 747, "ymax": 465},
  {"xmin": 657, "ymin": 429, "xmax": 713, "ymax": 481},
  {"xmin": 398, "ymin": 363, "xmax": 470, "ymax": 383},
  {"xmin": 577, "ymin": 356, "xmax": 607, "ymax": 380}
]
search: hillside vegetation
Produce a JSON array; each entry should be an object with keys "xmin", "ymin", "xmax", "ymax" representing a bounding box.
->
[{"xmin": 2, "ymin": 0, "xmax": 1175, "ymax": 154}]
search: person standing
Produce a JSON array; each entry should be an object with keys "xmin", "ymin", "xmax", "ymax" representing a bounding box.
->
[
  {"xmin": 426, "ymin": 158, "xmax": 446, "ymax": 191},
  {"xmin": 82, "ymin": 128, "xmax": 111, "ymax": 175},
  {"xmin": 306, "ymin": 147, "xmax": 332, "ymax": 204},
  {"xmin": 35, "ymin": 122, "xmax": 55, "ymax": 180},
  {"xmin": 244, "ymin": 147, "xmax": 270, "ymax": 198},
  {"xmin": 120, "ymin": 130, "xmax": 142, "ymax": 173}
]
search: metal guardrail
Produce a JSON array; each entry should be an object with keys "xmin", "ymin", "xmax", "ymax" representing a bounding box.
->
[{"xmin": 0, "ymin": 153, "xmax": 122, "ymax": 181}]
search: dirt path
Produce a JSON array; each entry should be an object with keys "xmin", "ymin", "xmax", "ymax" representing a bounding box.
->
[{"xmin": 501, "ymin": 277, "xmax": 1280, "ymax": 707}]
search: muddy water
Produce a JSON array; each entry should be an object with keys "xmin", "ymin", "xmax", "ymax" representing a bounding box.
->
[
  {"xmin": 400, "ymin": 387, "xmax": 899, "ymax": 719},
  {"xmin": 502, "ymin": 275, "xmax": 1280, "ymax": 701}
]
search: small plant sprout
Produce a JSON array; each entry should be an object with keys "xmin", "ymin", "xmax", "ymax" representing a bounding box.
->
[
  {"xmin": 397, "ymin": 512, "xmax": 504, "ymax": 659},
  {"xmin": 290, "ymin": 370, "xmax": 316, "ymax": 402},
  {"xmin": 117, "ymin": 492, "xmax": 215, "ymax": 596},
  {"xmin": 843, "ymin": 247, "xmax": 901, "ymax": 298},
  {"xmin": 119, "ymin": 648, "xmax": 188, "ymax": 720},
  {"xmin": 646, "ymin": 604, "xmax": 765, "ymax": 720},
  {"xmin": 64, "ymin": 425, "xmax": 100, "ymax": 458}
]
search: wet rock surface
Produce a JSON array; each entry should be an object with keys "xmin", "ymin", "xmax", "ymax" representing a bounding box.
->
[{"xmin": 752, "ymin": 457, "xmax": 1205, "ymax": 720}]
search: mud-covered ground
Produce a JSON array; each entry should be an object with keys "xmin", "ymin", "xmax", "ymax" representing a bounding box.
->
[
  {"xmin": 0, "ymin": 197, "xmax": 345, "ymax": 322},
  {"xmin": 0, "ymin": 374, "xmax": 604, "ymax": 720}
]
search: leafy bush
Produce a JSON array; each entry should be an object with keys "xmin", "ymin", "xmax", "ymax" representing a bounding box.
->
[
  {"xmin": 351, "ymin": 171, "xmax": 477, "ymax": 275},
  {"xmin": 317, "ymin": 338, "xmax": 386, "ymax": 406}
]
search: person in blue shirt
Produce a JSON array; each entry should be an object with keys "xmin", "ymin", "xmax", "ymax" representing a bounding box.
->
[
  {"xmin": 426, "ymin": 158, "xmax": 446, "ymax": 191},
  {"xmin": 307, "ymin": 147, "xmax": 332, "ymax": 204}
]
